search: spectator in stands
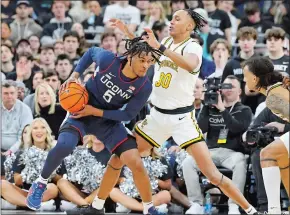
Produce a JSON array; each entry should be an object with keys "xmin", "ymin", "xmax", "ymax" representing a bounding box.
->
[
  {"xmin": 190, "ymin": 33, "xmax": 215, "ymax": 79},
  {"xmin": 41, "ymin": 0, "xmax": 73, "ymax": 46},
  {"xmin": 218, "ymin": 0, "xmax": 242, "ymax": 44},
  {"xmin": 16, "ymin": 81, "xmax": 26, "ymax": 102},
  {"xmin": 31, "ymin": 70, "xmax": 44, "ymax": 93},
  {"xmin": 193, "ymin": 78, "xmax": 204, "ymax": 118},
  {"xmin": 100, "ymin": 32, "xmax": 118, "ymax": 54},
  {"xmin": 1, "ymin": 0, "xmax": 17, "ymax": 22},
  {"xmin": 9, "ymin": 0, "xmax": 42, "ymax": 46},
  {"xmin": 202, "ymin": 0, "xmax": 232, "ymax": 45},
  {"xmin": 208, "ymin": 38, "xmax": 231, "ymax": 78},
  {"xmin": 71, "ymin": 23, "xmax": 88, "ymax": 53},
  {"xmin": 152, "ymin": 21, "xmax": 169, "ymax": 42},
  {"xmin": 1, "ymin": 22, "xmax": 12, "ymax": 45},
  {"xmin": 238, "ymin": 2, "xmax": 272, "ymax": 37},
  {"xmin": 82, "ymin": 0, "xmax": 104, "ymax": 41},
  {"xmin": 265, "ymin": 27, "xmax": 289, "ymax": 75},
  {"xmin": 103, "ymin": 1, "xmax": 141, "ymax": 32},
  {"xmin": 28, "ymin": 35, "xmax": 41, "ymax": 59},
  {"xmin": 44, "ymin": 70, "xmax": 61, "ymax": 95},
  {"xmin": 34, "ymin": 83, "xmax": 66, "ymax": 139},
  {"xmin": 170, "ymin": 0, "xmax": 188, "ymax": 17},
  {"xmin": 6, "ymin": 54, "xmax": 35, "ymax": 93},
  {"xmin": 183, "ymin": 76, "xmax": 252, "ymax": 215},
  {"xmin": 137, "ymin": 1, "xmax": 169, "ymax": 36},
  {"xmin": 1, "ymin": 44, "xmax": 15, "ymax": 78},
  {"xmin": 117, "ymin": 40, "xmax": 126, "ymax": 56},
  {"xmin": 63, "ymin": 31, "xmax": 80, "ymax": 67},
  {"xmin": 39, "ymin": 46, "xmax": 56, "ymax": 72},
  {"xmin": 135, "ymin": 0, "xmax": 150, "ymax": 21},
  {"xmin": 53, "ymin": 41, "xmax": 65, "ymax": 57},
  {"xmin": 222, "ymin": 27, "xmax": 263, "ymax": 114},
  {"xmin": 68, "ymin": 0, "xmax": 90, "ymax": 24},
  {"xmin": 1, "ymin": 80, "xmax": 33, "ymax": 155},
  {"xmin": 24, "ymin": 70, "xmax": 60, "ymax": 115},
  {"xmin": 248, "ymin": 107, "xmax": 290, "ymax": 212},
  {"xmin": 56, "ymin": 135, "xmax": 111, "ymax": 211},
  {"xmin": 15, "ymin": 39, "xmax": 32, "ymax": 57},
  {"xmin": 55, "ymin": 54, "xmax": 73, "ymax": 84},
  {"xmin": 1, "ymin": 118, "xmax": 58, "ymax": 211}
]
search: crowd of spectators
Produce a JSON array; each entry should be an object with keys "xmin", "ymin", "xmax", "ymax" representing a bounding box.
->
[{"xmin": 1, "ymin": 0, "xmax": 289, "ymax": 214}]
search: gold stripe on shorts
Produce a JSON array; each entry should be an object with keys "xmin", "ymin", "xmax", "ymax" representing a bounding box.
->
[
  {"xmin": 180, "ymin": 112, "xmax": 204, "ymax": 149},
  {"xmin": 135, "ymin": 125, "xmax": 161, "ymax": 148}
]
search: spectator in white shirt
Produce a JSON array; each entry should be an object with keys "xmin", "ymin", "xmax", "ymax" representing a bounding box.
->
[{"xmin": 103, "ymin": 1, "xmax": 141, "ymax": 32}]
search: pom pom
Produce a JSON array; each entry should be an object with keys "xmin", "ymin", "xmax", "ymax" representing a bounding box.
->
[
  {"xmin": 4, "ymin": 153, "xmax": 16, "ymax": 181},
  {"xmin": 19, "ymin": 146, "xmax": 53, "ymax": 184},
  {"xmin": 120, "ymin": 157, "xmax": 168, "ymax": 198},
  {"xmin": 64, "ymin": 147, "xmax": 106, "ymax": 192},
  {"xmin": 175, "ymin": 149, "xmax": 188, "ymax": 179}
]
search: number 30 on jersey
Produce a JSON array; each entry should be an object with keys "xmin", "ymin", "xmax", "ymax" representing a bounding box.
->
[{"xmin": 155, "ymin": 72, "xmax": 172, "ymax": 89}]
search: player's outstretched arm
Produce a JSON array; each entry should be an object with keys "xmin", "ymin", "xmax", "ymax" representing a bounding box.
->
[
  {"xmin": 143, "ymin": 28, "xmax": 199, "ymax": 72},
  {"xmin": 109, "ymin": 18, "xmax": 135, "ymax": 40}
]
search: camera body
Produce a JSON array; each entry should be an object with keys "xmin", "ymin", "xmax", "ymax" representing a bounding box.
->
[
  {"xmin": 246, "ymin": 126, "xmax": 279, "ymax": 148},
  {"xmin": 203, "ymin": 78, "xmax": 232, "ymax": 105}
]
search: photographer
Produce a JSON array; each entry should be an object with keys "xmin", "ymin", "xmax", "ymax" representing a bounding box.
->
[
  {"xmin": 183, "ymin": 75, "xmax": 252, "ymax": 214},
  {"xmin": 247, "ymin": 107, "xmax": 290, "ymax": 212}
]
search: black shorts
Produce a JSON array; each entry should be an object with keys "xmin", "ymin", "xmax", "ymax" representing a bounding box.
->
[{"xmin": 113, "ymin": 135, "xmax": 137, "ymax": 157}]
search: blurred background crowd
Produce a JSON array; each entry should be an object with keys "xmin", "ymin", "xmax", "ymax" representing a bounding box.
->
[{"xmin": 1, "ymin": 0, "xmax": 289, "ymax": 214}]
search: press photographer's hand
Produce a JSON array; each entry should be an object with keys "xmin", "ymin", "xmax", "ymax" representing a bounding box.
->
[{"xmin": 212, "ymin": 91, "xmax": 225, "ymax": 111}]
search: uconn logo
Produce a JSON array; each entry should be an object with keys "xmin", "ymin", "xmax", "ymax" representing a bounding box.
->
[{"xmin": 100, "ymin": 72, "xmax": 132, "ymax": 103}]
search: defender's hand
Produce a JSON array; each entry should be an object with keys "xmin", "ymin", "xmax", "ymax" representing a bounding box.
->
[
  {"xmin": 142, "ymin": 27, "xmax": 160, "ymax": 49},
  {"xmin": 109, "ymin": 18, "xmax": 127, "ymax": 33}
]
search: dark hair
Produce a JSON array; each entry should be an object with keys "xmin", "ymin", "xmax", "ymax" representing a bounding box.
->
[
  {"xmin": 40, "ymin": 45, "xmax": 54, "ymax": 52},
  {"xmin": 244, "ymin": 2, "xmax": 260, "ymax": 15},
  {"xmin": 224, "ymin": 75, "xmax": 241, "ymax": 88},
  {"xmin": 2, "ymin": 80, "xmax": 17, "ymax": 88},
  {"xmin": 16, "ymin": 53, "xmax": 34, "ymax": 62},
  {"xmin": 121, "ymin": 33, "xmax": 163, "ymax": 66},
  {"xmin": 44, "ymin": 69, "xmax": 59, "ymax": 79},
  {"xmin": 170, "ymin": 0, "xmax": 189, "ymax": 8},
  {"xmin": 183, "ymin": 9, "xmax": 208, "ymax": 31},
  {"xmin": 152, "ymin": 21, "xmax": 167, "ymax": 32},
  {"xmin": 210, "ymin": 38, "xmax": 231, "ymax": 55},
  {"xmin": 100, "ymin": 32, "xmax": 117, "ymax": 44},
  {"xmin": 55, "ymin": 54, "xmax": 72, "ymax": 65},
  {"xmin": 63, "ymin": 31, "xmax": 80, "ymax": 43},
  {"xmin": 237, "ymin": 27, "xmax": 258, "ymax": 41},
  {"xmin": 1, "ymin": 44, "xmax": 13, "ymax": 54},
  {"xmin": 242, "ymin": 56, "xmax": 283, "ymax": 89},
  {"xmin": 190, "ymin": 32, "xmax": 204, "ymax": 46},
  {"xmin": 32, "ymin": 69, "xmax": 44, "ymax": 79},
  {"xmin": 265, "ymin": 27, "xmax": 286, "ymax": 41}
]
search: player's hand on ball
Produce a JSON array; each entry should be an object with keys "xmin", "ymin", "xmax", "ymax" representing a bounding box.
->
[
  {"xmin": 60, "ymin": 76, "xmax": 81, "ymax": 93},
  {"xmin": 70, "ymin": 105, "xmax": 95, "ymax": 119}
]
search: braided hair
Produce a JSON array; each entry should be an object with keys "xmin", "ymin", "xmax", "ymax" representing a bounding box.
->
[
  {"xmin": 121, "ymin": 34, "xmax": 163, "ymax": 68},
  {"xmin": 183, "ymin": 9, "xmax": 208, "ymax": 32}
]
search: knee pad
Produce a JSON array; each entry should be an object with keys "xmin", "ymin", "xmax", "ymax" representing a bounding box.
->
[{"xmin": 55, "ymin": 130, "xmax": 80, "ymax": 157}]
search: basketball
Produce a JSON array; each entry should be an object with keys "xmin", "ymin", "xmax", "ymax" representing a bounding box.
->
[{"xmin": 59, "ymin": 82, "xmax": 89, "ymax": 113}]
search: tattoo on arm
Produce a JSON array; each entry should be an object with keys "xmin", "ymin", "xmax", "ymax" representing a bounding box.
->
[{"xmin": 266, "ymin": 94, "xmax": 290, "ymax": 121}]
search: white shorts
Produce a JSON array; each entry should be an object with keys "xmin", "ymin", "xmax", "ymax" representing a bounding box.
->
[
  {"xmin": 135, "ymin": 108, "xmax": 204, "ymax": 149},
  {"xmin": 279, "ymin": 132, "xmax": 289, "ymax": 157}
]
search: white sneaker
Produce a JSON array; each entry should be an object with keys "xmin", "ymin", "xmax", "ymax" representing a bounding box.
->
[
  {"xmin": 60, "ymin": 200, "xmax": 77, "ymax": 211},
  {"xmin": 40, "ymin": 199, "xmax": 56, "ymax": 211},
  {"xmin": 168, "ymin": 203, "xmax": 184, "ymax": 214},
  {"xmin": 156, "ymin": 204, "xmax": 168, "ymax": 214},
  {"xmin": 115, "ymin": 203, "xmax": 131, "ymax": 213},
  {"xmin": 185, "ymin": 202, "xmax": 204, "ymax": 214},
  {"xmin": 228, "ymin": 203, "xmax": 241, "ymax": 214},
  {"xmin": 1, "ymin": 198, "xmax": 16, "ymax": 210}
]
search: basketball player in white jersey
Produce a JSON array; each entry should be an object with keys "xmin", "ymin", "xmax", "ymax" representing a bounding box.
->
[
  {"xmin": 109, "ymin": 9, "xmax": 258, "ymax": 215},
  {"xmin": 243, "ymin": 57, "xmax": 289, "ymax": 214}
]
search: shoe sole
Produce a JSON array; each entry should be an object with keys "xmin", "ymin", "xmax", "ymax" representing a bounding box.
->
[{"xmin": 26, "ymin": 199, "xmax": 41, "ymax": 211}]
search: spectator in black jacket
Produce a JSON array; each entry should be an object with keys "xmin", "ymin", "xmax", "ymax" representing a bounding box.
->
[
  {"xmin": 222, "ymin": 27, "xmax": 264, "ymax": 114},
  {"xmin": 182, "ymin": 75, "xmax": 252, "ymax": 215},
  {"xmin": 248, "ymin": 107, "xmax": 290, "ymax": 212}
]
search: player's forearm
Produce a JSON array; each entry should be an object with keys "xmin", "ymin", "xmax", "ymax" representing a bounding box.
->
[{"xmin": 163, "ymin": 48, "xmax": 198, "ymax": 72}]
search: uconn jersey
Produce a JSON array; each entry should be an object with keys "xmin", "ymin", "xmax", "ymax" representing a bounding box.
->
[{"xmin": 75, "ymin": 47, "xmax": 152, "ymax": 121}]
